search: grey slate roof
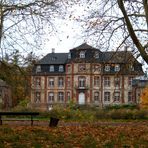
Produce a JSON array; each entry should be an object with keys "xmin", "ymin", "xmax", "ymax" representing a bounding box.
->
[
  {"xmin": 103, "ymin": 51, "xmax": 137, "ymax": 63},
  {"xmin": 38, "ymin": 53, "xmax": 68, "ymax": 64},
  {"xmin": 70, "ymin": 43, "xmax": 97, "ymax": 50},
  {"xmin": 37, "ymin": 43, "xmax": 139, "ymax": 64}
]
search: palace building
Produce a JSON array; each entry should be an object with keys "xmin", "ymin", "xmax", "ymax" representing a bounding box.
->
[{"xmin": 31, "ymin": 43, "xmax": 144, "ymax": 110}]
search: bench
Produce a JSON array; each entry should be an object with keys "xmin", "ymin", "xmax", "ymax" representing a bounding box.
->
[{"xmin": 0, "ymin": 112, "xmax": 39, "ymax": 126}]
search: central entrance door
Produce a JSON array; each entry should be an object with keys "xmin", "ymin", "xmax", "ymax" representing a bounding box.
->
[{"xmin": 78, "ymin": 92, "xmax": 85, "ymax": 104}]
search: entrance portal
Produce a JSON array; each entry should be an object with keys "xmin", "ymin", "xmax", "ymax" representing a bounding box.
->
[{"xmin": 78, "ymin": 92, "xmax": 85, "ymax": 104}]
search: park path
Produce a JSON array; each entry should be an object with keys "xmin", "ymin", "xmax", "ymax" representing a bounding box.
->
[{"xmin": 1, "ymin": 120, "xmax": 148, "ymax": 127}]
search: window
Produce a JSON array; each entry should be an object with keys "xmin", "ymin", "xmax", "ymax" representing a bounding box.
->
[
  {"xmin": 49, "ymin": 65, "xmax": 54, "ymax": 72},
  {"xmin": 105, "ymin": 65, "xmax": 110, "ymax": 72},
  {"xmin": 94, "ymin": 77, "xmax": 100, "ymax": 87},
  {"xmin": 128, "ymin": 92, "xmax": 132, "ymax": 102},
  {"xmin": 34, "ymin": 77, "xmax": 41, "ymax": 87},
  {"xmin": 95, "ymin": 52, "xmax": 99, "ymax": 59},
  {"xmin": 59, "ymin": 65, "xmax": 64, "ymax": 72},
  {"xmin": 48, "ymin": 92, "xmax": 54, "ymax": 102},
  {"xmin": 114, "ymin": 77, "xmax": 120, "ymax": 87},
  {"xmin": 68, "ymin": 53, "xmax": 71, "ymax": 59},
  {"xmin": 36, "ymin": 65, "xmax": 41, "ymax": 73},
  {"xmin": 78, "ymin": 77, "xmax": 86, "ymax": 87},
  {"xmin": 104, "ymin": 92, "xmax": 110, "ymax": 102},
  {"xmin": 67, "ymin": 92, "xmax": 71, "ymax": 101},
  {"xmin": 48, "ymin": 77, "xmax": 54, "ymax": 87},
  {"xmin": 58, "ymin": 77, "xmax": 64, "ymax": 87},
  {"xmin": 114, "ymin": 92, "xmax": 120, "ymax": 102},
  {"xmin": 128, "ymin": 77, "xmax": 133, "ymax": 86},
  {"xmin": 115, "ymin": 64, "xmax": 120, "ymax": 72},
  {"xmin": 104, "ymin": 77, "xmax": 110, "ymax": 87},
  {"xmin": 80, "ymin": 51, "xmax": 85, "ymax": 58},
  {"xmin": 79, "ymin": 64, "xmax": 86, "ymax": 71},
  {"xmin": 94, "ymin": 92, "xmax": 99, "ymax": 102},
  {"xmin": 34, "ymin": 92, "xmax": 41, "ymax": 103},
  {"xmin": 129, "ymin": 64, "xmax": 134, "ymax": 71},
  {"xmin": 58, "ymin": 92, "xmax": 64, "ymax": 102},
  {"xmin": 67, "ymin": 77, "xmax": 71, "ymax": 87}
]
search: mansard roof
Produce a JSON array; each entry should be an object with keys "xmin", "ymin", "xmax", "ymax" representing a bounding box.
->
[
  {"xmin": 38, "ymin": 53, "xmax": 68, "ymax": 64},
  {"xmin": 103, "ymin": 51, "xmax": 138, "ymax": 64},
  {"xmin": 37, "ymin": 43, "xmax": 141, "ymax": 65},
  {"xmin": 70, "ymin": 43, "xmax": 98, "ymax": 50}
]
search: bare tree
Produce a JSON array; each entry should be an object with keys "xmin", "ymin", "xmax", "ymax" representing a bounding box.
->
[
  {"xmin": 76, "ymin": 0, "xmax": 148, "ymax": 64},
  {"xmin": 0, "ymin": 0, "xmax": 61, "ymax": 60}
]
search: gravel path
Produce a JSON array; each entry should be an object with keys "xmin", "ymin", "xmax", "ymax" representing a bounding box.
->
[{"xmin": 1, "ymin": 120, "xmax": 148, "ymax": 127}]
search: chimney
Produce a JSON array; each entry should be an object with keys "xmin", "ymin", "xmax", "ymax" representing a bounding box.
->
[{"xmin": 52, "ymin": 48, "xmax": 55, "ymax": 53}]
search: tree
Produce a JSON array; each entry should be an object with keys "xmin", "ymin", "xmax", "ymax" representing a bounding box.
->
[
  {"xmin": 0, "ymin": 0, "xmax": 60, "ymax": 60},
  {"xmin": 77, "ymin": 0, "xmax": 148, "ymax": 64}
]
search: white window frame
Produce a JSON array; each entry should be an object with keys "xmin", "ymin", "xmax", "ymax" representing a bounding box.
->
[
  {"xmin": 104, "ymin": 92, "xmax": 110, "ymax": 102},
  {"xmin": 49, "ymin": 65, "xmax": 54, "ymax": 72},
  {"xmin": 128, "ymin": 77, "xmax": 133, "ymax": 86},
  {"xmin": 115, "ymin": 64, "xmax": 120, "ymax": 72},
  {"xmin": 48, "ymin": 78, "xmax": 54, "ymax": 87},
  {"xmin": 80, "ymin": 51, "xmax": 85, "ymax": 58},
  {"xmin": 114, "ymin": 77, "xmax": 120, "ymax": 87},
  {"xmin": 35, "ymin": 77, "xmax": 41, "ymax": 87},
  {"xmin": 94, "ymin": 92, "xmax": 99, "ymax": 102},
  {"xmin": 58, "ymin": 77, "xmax": 64, "ymax": 87},
  {"xmin": 59, "ymin": 65, "xmax": 64, "ymax": 72},
  {"xmin": 48, "ymin": 92, "xmax": 54, "ymax": 102},
  {"xmin": 36, "ymin": 65, "xmax": 41, "ymax": 73},
  {"xmin": 95, "ymin": 52, "xmax": 99, "ymax": 59},
  {"xmin": 104, "ymin": 77, "xmax": 110, "ymax": 87},
  {"xmin": 114, "ymin": 92, "xmax": 120, "ymax": 102},
  {"xmin": 34, "ymin": 92, "xmax": 41, "ymax": 103},
  {"xmin": 105, "ymin": 65, "xmax": 110, "ymax": 72},
  {"xmin": 79, "ymin": 77, "xmax": 86, "ymax": 88},
  {"xmin": 94, "ymin": 77, "xmax": 100, "ymax": 87},
  {"xmin": 68, "ymin": 53, "xmax": 71, "ymax": 59},
  {"xmin": 58, "ymin": 92, "xmax": 64, "ymax": 102},
  {"xmin": 67, "ymin": 92, "xmax": 71, "ymax": 101}
]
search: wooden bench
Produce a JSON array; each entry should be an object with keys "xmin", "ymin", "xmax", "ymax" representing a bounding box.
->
[{"xmin": 0, "ymin": 112, "xmax": 39, "ymax": 126}]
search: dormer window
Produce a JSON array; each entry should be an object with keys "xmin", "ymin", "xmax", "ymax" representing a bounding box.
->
[
  {"xmin": 51, "ymin": 57, "xmax": 56, "ymax": 61},
  {"xmin": 95, "ymin": 52, "xmax": 99, "ymax": 59},
  {"xmin": 105, "ymin": 65, "xmax": 110, "ymax": 72},
  {"xmin": 49, "ymin": 65, "xmax": 54, "ymax": 72},
  {"xmin": 59, "ymin": 65, "xmax": 64, "ymax": 72},
  {"xmin": 115, "ymin": 64, "xmax": 120, "ymax": 72},
  {"xmin": 68, "ymin": 53, "xmax": 71, "ymax": 59},
  {"xmin": 129, "ymin": 64, "xmax": 134, "ymax": 71},
  {"xmin": 80, "ymin": 51, "xmax": 85, "ymax": 58},
  {"xmin": 36, "ymin": 65, "xmax": 41, "ymax": 73}
]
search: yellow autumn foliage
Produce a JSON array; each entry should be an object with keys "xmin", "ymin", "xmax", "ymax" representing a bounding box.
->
[{"xmin": 140, "ymin": 86, "xmax": 148, "ymax": 109}]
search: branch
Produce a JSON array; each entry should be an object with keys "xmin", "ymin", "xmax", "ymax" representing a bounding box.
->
[{"xmin": 118, "ymin": 0, "xmax": 148, "ymax": 64}]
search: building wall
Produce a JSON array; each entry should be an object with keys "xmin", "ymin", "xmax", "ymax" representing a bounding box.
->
[{"xmin": 31, "ymin": 67, "xmax": 138, "ymax": 110}]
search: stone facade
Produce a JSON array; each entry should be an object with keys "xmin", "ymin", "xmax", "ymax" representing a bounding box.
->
[{"xmin": 31, "ymin": 43, "xmax": 144, "ymax": 110}]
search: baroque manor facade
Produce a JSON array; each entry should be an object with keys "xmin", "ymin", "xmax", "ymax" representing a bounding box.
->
[{"xmin": 31, "ymin": 43, "xmax": 143, "ymax": 110}]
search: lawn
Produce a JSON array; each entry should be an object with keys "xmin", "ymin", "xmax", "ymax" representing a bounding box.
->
[{"xmin": 0, "ymin": 122, "xmax": 148, "ymax": 148}]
